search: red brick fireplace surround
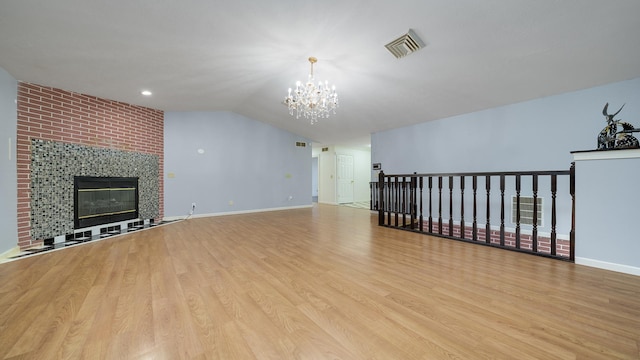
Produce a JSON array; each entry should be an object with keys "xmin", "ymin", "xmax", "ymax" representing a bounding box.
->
[{"xmin": 16, "ymin": 83, "xmax": 164, "ymax": 249}]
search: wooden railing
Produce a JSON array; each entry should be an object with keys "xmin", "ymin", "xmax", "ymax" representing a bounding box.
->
[{"xmin": 372, "ymin": 165, "xmax": 575, "ymax": 261}]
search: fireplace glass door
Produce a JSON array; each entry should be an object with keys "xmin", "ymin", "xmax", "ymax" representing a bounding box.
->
[{"xmin": 74, "ymin": 176, "xmax": 139, "ymax": 228}]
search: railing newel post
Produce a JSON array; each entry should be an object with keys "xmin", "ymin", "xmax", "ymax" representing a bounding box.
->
[{"xmin": 570, "ymin": 162, "xmax": 576, "ymax": 261}]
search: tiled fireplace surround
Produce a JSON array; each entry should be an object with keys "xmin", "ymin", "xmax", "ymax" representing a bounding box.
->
[{"xmin": 17, "ymin": 83, "xmax": 164, "ymax": 249}]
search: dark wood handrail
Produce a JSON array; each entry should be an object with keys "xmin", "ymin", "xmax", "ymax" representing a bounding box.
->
[{"xmin": 382, "ymin": 170, "xmax": 571, "ymax": 177}]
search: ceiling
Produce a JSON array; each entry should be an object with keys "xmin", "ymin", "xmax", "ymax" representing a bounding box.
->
[{"xmin": 1, "ymin": 1, "xmax": 640, "ymax": 149}]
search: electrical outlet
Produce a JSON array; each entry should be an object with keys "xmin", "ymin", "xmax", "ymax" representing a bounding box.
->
[{"xmin": 228, "ymin": 200, "xmax": 234, "ymax": 206}]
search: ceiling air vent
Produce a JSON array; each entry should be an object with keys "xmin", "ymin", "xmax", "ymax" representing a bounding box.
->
[{"xmin": 385, "ymin": 29, "xmax": 425, "ymax": 59}]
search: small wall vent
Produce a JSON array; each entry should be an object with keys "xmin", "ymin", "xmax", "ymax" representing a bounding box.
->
[
  {"xmin": 511, "ymin": 196, "xmax": 543, "ymax": 226},
  {"xmin": 295, "ymin": 141, "xmax": 306, "ymax": 147},
  {"xmin": 385, "ymin": 29, "xmax": 425, "ymax": 59},
  {"xmin": 321, "ymin": 147, "xmax": 329, "ymax": 152}
]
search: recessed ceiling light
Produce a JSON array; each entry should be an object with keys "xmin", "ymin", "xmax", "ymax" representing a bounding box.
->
[{"xmin": 141, "ymin": 90, "xmax": 152, "ymax": 96}]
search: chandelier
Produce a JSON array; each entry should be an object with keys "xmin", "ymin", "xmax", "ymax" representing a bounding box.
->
[{"xmin": 284, "ymin": 57, "xmax": 338, "ymax": 124}]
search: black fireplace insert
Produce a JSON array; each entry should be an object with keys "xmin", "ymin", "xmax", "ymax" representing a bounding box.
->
[{"xmin": 74, "ymin": 176, "xmax": 139, "ymax": 229}]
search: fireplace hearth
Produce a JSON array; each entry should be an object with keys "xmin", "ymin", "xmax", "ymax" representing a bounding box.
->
[{"xmin": 74, "ymin": 176, "xmax": 139, "ymax": 229}]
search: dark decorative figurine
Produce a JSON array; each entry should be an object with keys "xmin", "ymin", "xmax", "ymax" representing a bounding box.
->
[{"xmin": 597, "ymin": 103, "xmax": 640, "ymax": 150}]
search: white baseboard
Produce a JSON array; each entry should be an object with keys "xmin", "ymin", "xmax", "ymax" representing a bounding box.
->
[
  {"xmin": 575, "ymin": 257, "xmax": 640, "ymax": 276},
  {"xmin": 163, "ymin": 204, "xmax": 313, "ymax": 222}
]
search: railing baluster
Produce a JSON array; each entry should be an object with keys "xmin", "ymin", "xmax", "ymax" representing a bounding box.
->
[
  {"xmin": 389, "ymin": 177, "xmax": 393, "ymax": 224},
  {"xmin": 410, "ymin": 175, "xmax": 416, "ymax": 230},
  {"xmin": 515, "ymin": 175, "xmax": 521, "ymax": 249},
  {"xmin": 402, "ymin": 177, "xmax": 407, "ymax": 228},
  {"xmin": 500, "ymin": 175, "xmax": 505, "ymax": 246},
  {"xmin": 385, "ymin": 177, "xmax": 389, "ymax": 223},
  {"xmin": 378, "ymin": 172, "xmax": 384, "ymax": 225},
  {"xmin": 419, "ymin": 176, "xmax": 424, "ymax": 232},
  {"xmin": 428, "ymin": 177, "xmax": 433, "ymax": 233},
  {"xmin": 394, "ymin": 176, "xmax": 399, "ymax": 227},
  {"xmin": 449, "ymin": 176, "xmax": 454, "ymax": 236},
  {"xmin": 383, "ymin": 180, "xmax": 386, "ymax": 218},
  {"xmin": 387, "ymin": 176, "xmax": 392, "ymax": 225},
  {"xmin": 371, "ymin": 181, "xmax": 377, "ymax": 211},
  {"xmin": 472, "ymin": 176, "xmax": 478, "ymax": 241},
  {"xmin": 532, "ymin": 174, "xmax": 539, "ymax": 253},
  {"xmin": 551, "ymin": 174, "xmax": 557, "ymax": 256},
  {"xmin": 438, "ymin": 176, "xmax": 443, "ymax": 235},
  {"xmin": 460, "ymin": 176, "xmax": 465, "ymax": 240},
  {"xmin": 485, "ymin": 175, "xmax": 491, "ymax": 244}
]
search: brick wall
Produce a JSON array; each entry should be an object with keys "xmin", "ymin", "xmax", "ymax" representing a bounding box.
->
[{"xmin": 16, "ymin": 82, "xmax": 164, "ymax": 249}]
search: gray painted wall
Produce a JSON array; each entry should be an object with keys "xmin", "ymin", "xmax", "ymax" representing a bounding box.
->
[
  {"xmin": 574, "ymin": 153, "xmax": 640, "ymax": 274},
  {"xmin": 164, "ymin": 111, "xmax": 311, "ymax": 217},
  {"xmin": 0, "ymin": 67, "xmax": 17, "ymax": 253},
  {"xmin": 312, "ymin": 157, "xmax": 318, "ymax": 198}
]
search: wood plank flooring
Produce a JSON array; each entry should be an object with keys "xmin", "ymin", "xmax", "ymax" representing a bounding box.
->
[{"xmin": 0, "ymin": 204, "xmax": 639, "ymax": 359}]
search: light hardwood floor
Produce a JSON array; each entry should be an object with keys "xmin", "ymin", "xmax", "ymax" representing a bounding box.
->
[{"xmin": 1, "ymin": 204, "xmax": 639, "ymax": 359}]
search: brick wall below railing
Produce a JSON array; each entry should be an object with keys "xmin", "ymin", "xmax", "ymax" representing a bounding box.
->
[{"xmin": 398, "ymin": 220, "xmax": 570, "ymax": 258}]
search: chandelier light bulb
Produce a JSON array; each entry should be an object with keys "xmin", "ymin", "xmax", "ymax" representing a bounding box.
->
[{"xmin": 283, "ymin": 57, "xmax": 339, "ymax": 124}]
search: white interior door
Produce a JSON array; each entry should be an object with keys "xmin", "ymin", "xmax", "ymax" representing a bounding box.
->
[{"xmin": 337, "ymin": 154, "xmax": 354, "ymax": 204}]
